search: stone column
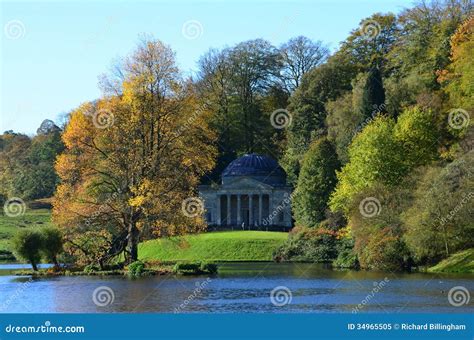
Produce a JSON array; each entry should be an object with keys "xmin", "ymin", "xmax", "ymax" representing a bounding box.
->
[
  {"xmin": 249, "ymin": 194, "xmax": 253, "ymax": 227},
  {"xmin": 237, "ymin": 195, "xmax": 241, "ymax": 225},
  {"xmin": 227, "ymin": 194, "xmax": 231, "ymax": 225},
  {"xmin": 216, "ymin": 194, "xmax": 221, "ymax": 226},
  {"xmin": 258, "ymin": 194, "xmax": 263, "ymax": 226}
]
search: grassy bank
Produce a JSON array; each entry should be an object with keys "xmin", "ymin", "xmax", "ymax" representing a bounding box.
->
[
  {"xmin": 0, "ymin": 208, "xmax": 52, "ymax": 260},
  {"xmin": 428, "ymin": 248, "xmax": 474, "ymax": 274},
  {"xmin": 139, "ymin": 231, "xmax": 288, "ymax": 262}
]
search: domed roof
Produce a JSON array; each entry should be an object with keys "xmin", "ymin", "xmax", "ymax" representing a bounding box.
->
[{"xmin": 222, "ymin": 153, "xmax": 287, "ymax": 186}]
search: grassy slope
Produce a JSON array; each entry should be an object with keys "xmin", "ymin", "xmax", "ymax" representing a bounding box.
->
[
  {"xmin": 0, "ymin": 208, "xmax": 52, "ymax": 254},
  {"xmin": 428, "ymin": 248, "xmax": 474, "ymax": 274},
  {"xmin": 139, "ymin": 231, "xmax": 288, "ymax": 262}
]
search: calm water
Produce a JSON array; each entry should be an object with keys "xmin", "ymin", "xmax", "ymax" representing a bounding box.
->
[{"xmin": 0, "ymin": 263, "xmax": 473, "ymax": 313}]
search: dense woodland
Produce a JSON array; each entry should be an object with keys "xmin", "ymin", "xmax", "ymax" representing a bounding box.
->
[{"xmin": 1, "ymin": 0, "xmax": 473, "ymax": 271}]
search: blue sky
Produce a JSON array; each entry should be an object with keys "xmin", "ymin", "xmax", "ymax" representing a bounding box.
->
[{"xmin": 1, "ymin": 0, "xmax": 412, "ymax": 135}]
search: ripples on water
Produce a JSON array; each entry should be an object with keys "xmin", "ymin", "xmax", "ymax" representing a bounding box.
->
[{"xmin": 0, "ymin": 262, "xmax": 472, "ymax": 313}]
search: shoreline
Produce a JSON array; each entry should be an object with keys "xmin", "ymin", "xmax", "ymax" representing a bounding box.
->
[{"xmin": 3, "ymin": 260, "xmax": 474, "ymax": 277}]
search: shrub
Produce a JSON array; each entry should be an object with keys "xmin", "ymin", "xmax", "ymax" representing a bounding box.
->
[
  {"xmin": 273, "ymin": 227, "xmax": 338, "ymax": 262},
  {"xmin": 333, "ymin": 237, "xmax": 359, "ymax": 269},
  {"xmin": 83, "ymin": 264, "xmax": 100, "ymax": 274},
  {"xmin": 358, "ymin": 228, "xmax": 412, "ymax": 271},
  {"xmin": 347, "ymin": 182, "xmax": 414, "ymax": 271},
  {"xmin": 13, "ymin": 230, "xmax": 43, "ymax": 271},
  {"xmin": 40, "ymin": 227, "xmax": 63, "ymax": 267},
  {"xmin": 200, "ymin": 262, "xmax": 218, "ymax": 275},
  {"xmin": 128, "ymin": 260, "xmax": 146, "ymax": 276},
  {"xmin": 173, "ymin": 261, "xmax": 218, "ymax": 275}
]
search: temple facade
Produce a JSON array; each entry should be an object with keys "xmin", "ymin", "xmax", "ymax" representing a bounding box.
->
[{"xmin": 199, "ymin": 154, "xmax": 292, "ymax": 231}]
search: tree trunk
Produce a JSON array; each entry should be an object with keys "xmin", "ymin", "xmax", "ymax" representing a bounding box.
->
[
  {"xmin": 31, "ymin": 261, "xmax": 38, "ymax": 271},
  {"xmin": 127, "ymin": 222, "xmax": 139, "ymax": 263}
]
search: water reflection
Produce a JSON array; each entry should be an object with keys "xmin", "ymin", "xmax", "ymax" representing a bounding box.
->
[{"xmin": 0, "ymin": 263, "xmax": 472, "ymax": 313}]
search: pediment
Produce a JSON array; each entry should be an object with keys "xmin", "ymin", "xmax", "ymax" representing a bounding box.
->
[{"xmin": 222, "ymin": 176, "xmax": 274, "ymax": 190}]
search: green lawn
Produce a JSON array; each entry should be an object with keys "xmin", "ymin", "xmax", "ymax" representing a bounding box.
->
[
  {"xmin": 139, "ymin": 231, "xmax": 288, "ymax": 262},
  {"xmin": 0, "ymin": 208, "xmax": 52, "ymax": 259},
  {"xmin": 0, "ymin": 206, "xmax": 287, "ymax": 263},
  {"xmin": 428, "ymin": 248, "xmax": 474, "ymax": 274}
]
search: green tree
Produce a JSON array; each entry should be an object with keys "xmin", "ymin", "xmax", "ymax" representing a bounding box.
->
[
  {"xmin": 279, "ymin": 36, "xmax": 329, "ymax": 92},
  {"xmin": 403, "ymin": 152, "xmax": 474, "ymax": 264},
  {"xmin": 196, "ymin": 40, "xmax": 287, "ymax": 182},
  {"xmin": 330, "ymin": 116, "xmax": 404, "ymax": 213},
  {"xmin": 326, "ymin": 74, "xmax": 368, "ymax": 164},
  {"xmin": 388, "ymin": 0, "xmax": 471, "ymax": 92},
  {"xmin": 338, "ymin": 13, "xmax": 399, "ymax": 74},
  {"xmin": 0, "ymin": 120, "xmax": 64, "ymax": 200},
  {"xmin": 360, "ymin": 66, "xmax": 386, "ymax": 119},
  {"xmin": 394, "ymin": 106, "xmax": 439, "ymax": 167},
  {"xmin": 292, "ymin": 138, "xmax": 340, "ymax": 227},
  {"xmin": 227, "ymin": 39, "xmax": 282, "ymax": 153},
  {"xmin": 282, "ymin": 56, "xmax": 356, "ymax": 184},
  {"xmin": 13, "ymin": 230, "xmax": 43, "ymax": 271},
  {"xmin": 0, "ymin": 132, "xmax": 31, "ymax": 198},
  {"xmin": 40, "ymin": 227, "xmax": 63, "ymax": 268}
]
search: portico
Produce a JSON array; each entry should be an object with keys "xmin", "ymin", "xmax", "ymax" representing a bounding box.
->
[
  {"xmin": 199, "ymin": 154, "xmax": 292, "ymax": 230},
  {"xmin": 218, "ymin": 193, "xmax": 270, "ymax": 226}
]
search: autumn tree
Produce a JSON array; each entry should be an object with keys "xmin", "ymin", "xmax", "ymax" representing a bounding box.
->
[
  {"xmin": 53, "ymin": 37, "xmax": 216, "ymax": 265},
  {"xmin": 439, "ymin": 15, "xmax": 474, "ymax": 111}
]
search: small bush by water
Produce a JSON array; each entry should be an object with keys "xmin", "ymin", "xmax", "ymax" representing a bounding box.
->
[
  {"xmin": 173, "ymin": 261, "xmax": 218, "ymax": 275},
  {"xmin": 127, "ymin": 260, "xmax": 146, "ymax": 276}
]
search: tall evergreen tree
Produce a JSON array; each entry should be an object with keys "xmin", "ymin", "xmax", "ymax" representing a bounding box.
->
[
  {"xmin": 292, "ymin": 138, "xmax": 340, "ymax": 227},
  {"xmin": 360, "ymin": 66, "xmax": 386, "ymax": 119}
]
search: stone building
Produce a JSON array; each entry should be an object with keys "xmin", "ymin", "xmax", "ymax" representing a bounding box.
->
[{"xmin": 199, "ymin": 154, "xmax": 292, "ymax": 231}]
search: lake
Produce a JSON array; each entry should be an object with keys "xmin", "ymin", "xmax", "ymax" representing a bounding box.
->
[{"xmin": 0, "ymin": 263, "xmax": 473, "ymax": 313}]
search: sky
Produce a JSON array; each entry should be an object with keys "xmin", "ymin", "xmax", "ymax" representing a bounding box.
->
[{"xmin": 1, "ymin": 0, "xmax": 413, "ymax": 135}]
